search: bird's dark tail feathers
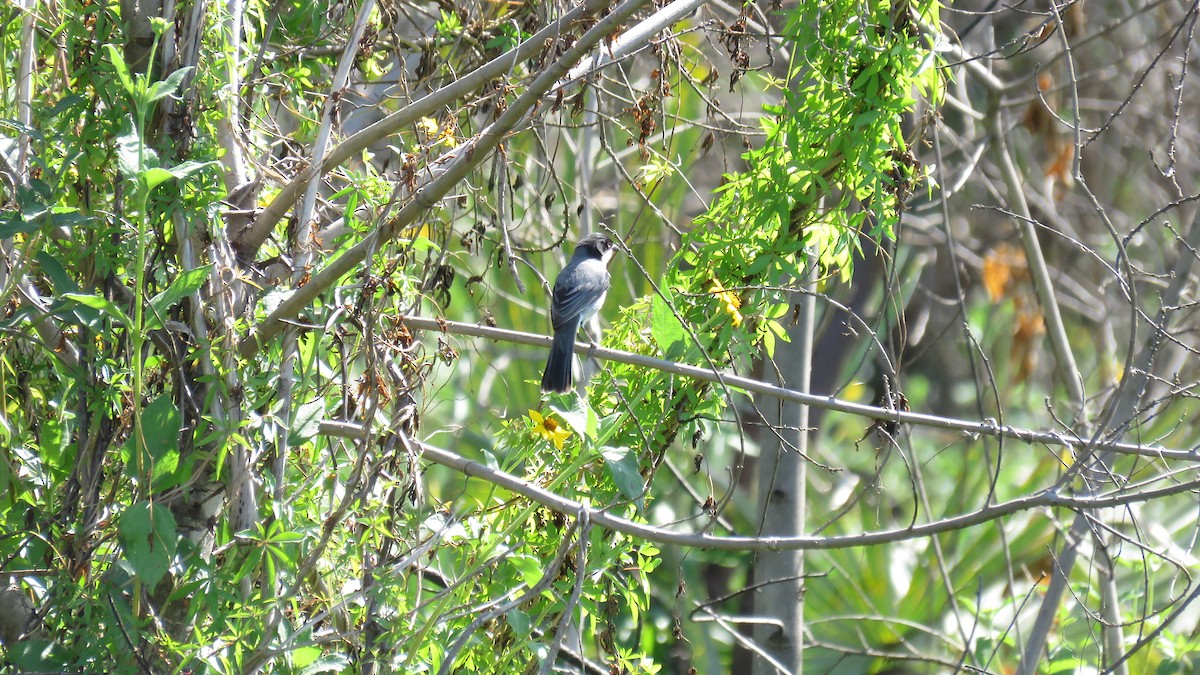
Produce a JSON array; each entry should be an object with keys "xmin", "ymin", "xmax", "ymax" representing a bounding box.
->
[{"xmin": 541, "ymin": 322, "xmax": 579, "ymax": 393}]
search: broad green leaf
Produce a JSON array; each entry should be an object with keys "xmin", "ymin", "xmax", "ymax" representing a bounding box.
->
[
  {"xmin": 142, "ymin": 394, "xmax": 181, "ymax": 457},
  {"xmin": 601, "ymin": 446, "xmax": 643, "ymax": 501},
  {"xmin": 103, "ymin": 44, "xmax": 135, "ymax": 95},
  {"xmin": 151, "ymin": 450, "xmax": 180, "ymax": 486},
  {"xmin": 44, "ymin": 206, "xmax": 89, "ymax": 230},
  {"xmin": 508, "ymin": 554, "xmax": 543, "ymax": 587},
  {"xmin": 115, "ymin": 127, "xmax": 158, "ymax": 177},
  {"xmin": 507, "ymin": 609, "xmax": 531, "ymax": 636},
  {"xmin": 142, "ymin": 160, "xmax": 213, "ymax": 193},
  {"xmin": 38, "ymin": 416, "xmax": 71, "ymax": 479},
  {"xmin": 147, "ymin": 264, "xmax": 211, "ymax": 330},
  {"xmin": 288, "ymin": 400, "xmax": 325, "ymax": 447},
  {"xmin": 63, "ymin": 292, "xmax": 131, "ymax": 329},
  {"xmin": 141, "ymin": 167, "xmax": 174, "ymax": 192},
  {"xmin": 145, "ymin": 66, "xmax": 193, "ymax": 103},
  {"xmin": 552, "ymin": 397, "xmax": 593, "ymax": 442},
  {"xmin": 0, "ymin": 211, "xmax": 37, "ymax": 237},
  {"xmin": 7, "ymin": 639, "xmax": 70, "ymax": 672},
  {"xmin": 291, "ymin": 646, "xmax": 322, "ymax": 670},
  {"xmin": 118, "ymin": 502, "xmax": 177, "ymax": 588},
  {"xmin": 651, "ymin": 289, "xmax": 686, "ymax": 356}
]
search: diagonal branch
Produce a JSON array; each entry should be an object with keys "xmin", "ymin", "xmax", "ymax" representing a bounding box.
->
[
  {"xmin": 232, "ymin": 3, "xmax": 596, "ymax": 255},
  {"xmin": 238, "ymin": 0, "xmax": 681, "ymax": 358}
]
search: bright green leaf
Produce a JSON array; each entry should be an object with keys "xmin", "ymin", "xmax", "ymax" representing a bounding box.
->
[
  {"xmin": 118, "ymin": 502, "xmax": 177, "ymax": 588},
  {"xmin": 104, "ymin": 44, "xmax": 135, "ymax": 95},
  {"xmin": 142, "ymin": 160, "xmax": 212, "ymax": 193},
  {"xmin": 63, "ymin": 293, "xmax": 132, "ymax": 329},
  {"xmin": 141, "ymin": 167, "xmax": 174, "ymax": 192},
  {"xmin": 291, "ymin": 646, "xmax": 322, "ymax": 670},
  {"xmin": 288, "ymin": 400, "xmax": 325, "ymax": 447},
  {"xmin": 142, "ymin": 394, "xmax": 181, "ymax": 458},
  {"xmin": 145, "ymin": 66, "xmax": 193, "ymax": 104},
  {"xmin": 651, "ymin": 289, "xmax": 686, "ymax": 356},
  {"xmin": 508, "ymin": 554, "xmax": 544, "ymax": 588},
  {"xmin": 147, "ymin": 264, "xmax": 211, "ymax": 330},
  {"xmin": 601, "ymin": 446, "xmax": 643, "ymax": 501}
]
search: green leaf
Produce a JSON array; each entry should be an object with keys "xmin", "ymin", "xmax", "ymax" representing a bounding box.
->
[
  {"xmin": 288, "ymin": 400, "xmax": 325, "ymax": 447},
  {"xmin": 35, "ymin": 252, "xmax": 105, "ymax": 331},
  {"xmin": 118, "ymin": 502, "xmax": 177, "ymax": 588},
  {"xmin": 142, "ymin": 395, "xmax": 181, "ymax": 457},
  {"xmin": 146, "ymin": 264, "xmax": 211, "ymax": 330},
  {"xmin": 63, "ymin": 292, "xmax": 132, "ymax": 329},
  {"xmin": 45, "ymin": 206, "xmax": 90, "ymax": 230},
  {"xmin": 145, "ymin": 66, "xmax": 193, "ymax": 103},
  {"xmin": 298, "ymin": 654, "xmax": 352, "ymax": 675},
  {"xmin": 151, "ymin": 450, "xmax": 180, "ymax": 486},
  {"xmin": 1, "ymin": 202, "xmax": 87, "ymax": 235},
  {"xmin": 115, "ymin": 127, "xmax": 157, "ymax": 177},
  {"xmin": 291, "ymin": 646, "xmax": 322, "ymax": 670},
  {"xmin": 1157, "ymin": 659, "xmax": 1182, "ymax": 675},
  {"xmin": 508, "ymin": 554, "xmax": 544, "ymax": 587},
  {"xmin": 0, "ymin": 211, "xmax": 38, "ymax": 237},
  {"xmin": 47, "ymin": 94, "xmax": 87, "ymax": 118},
  {"xmin": 552, "ymin": 396, "xmax": 595, "ymax": 442},
  {"xmin": 104, "ymin": 44, "xmax": 135, "ymax": 95},
  {"xmin": 142, "ymin": 160, "xmax": 213, "ymax": 193},
  {"xmin": 506, "ymin": 609, "xmax": 531, "ymax": 636},
  {"xmin": 7, "ymin": 639, "xmax": 70, "ymax": 672},
  {"xmin": 0, "ymin": 448, "xmax": 14, "ymax": 509},
  {"xmin": 36, "ymin": 251, "xmax": 79, "ymax": 294},
  {"xmin": 141, "ymin": 167, "xmax": 174, "ymax": 192},
  {"xmin": 601, "ymin": 446, "xmax": 643, "ymax": 501},
  {"xmin": 267, "ymin": 529, "xmax": 306, "ymax": 544},
  {"xmin": 0, "ymin": 118, "xmax": 38, "ymax": 136},
  {"xmin": 651, "ymin": 289, "xmax": 686, "ymax": 356},
  {"xmin": 140, "ymin": 396, "xmax": 182, "ymax": 487},
  {"xmin": 594, "ymin": 412, "xmax": 624, "ymax": 448}
]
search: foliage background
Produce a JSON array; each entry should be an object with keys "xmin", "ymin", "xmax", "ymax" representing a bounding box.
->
[{"xmin": 1, "ymin": 0, "xmax": 1199, "ymax": 673}]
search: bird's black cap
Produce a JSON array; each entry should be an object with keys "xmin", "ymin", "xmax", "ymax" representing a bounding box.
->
[{"xmin": 575, "ymin": 232, "xmax": 615, "ymax": 258}]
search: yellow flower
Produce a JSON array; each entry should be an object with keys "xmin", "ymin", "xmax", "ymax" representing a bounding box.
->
[
  {"xmin": 417, "ymin": 116, "xmax": 457, "ymax": 148},
  {"xmin": 709, "ymin": 279, "xmax": 744, "ymax": 327},
  {"xmin": 528, "ymin": 410, "xmax": 572, "ymax": 450},
  {"xmin": 417, "ymin": 116, "xmax": 439, "ymax": 137}
]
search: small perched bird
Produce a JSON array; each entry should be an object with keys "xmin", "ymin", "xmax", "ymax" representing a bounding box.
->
[{"xmin": 541, "ymin": 233, "xmax": 616, "ymax": 393}]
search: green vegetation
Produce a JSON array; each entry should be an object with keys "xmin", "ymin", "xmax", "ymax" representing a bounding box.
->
[{"xmin": 1, "ymin": 0, "xmax": 1198, "ymax": 673}]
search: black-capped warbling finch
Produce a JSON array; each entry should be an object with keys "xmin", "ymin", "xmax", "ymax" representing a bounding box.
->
[{"xmin": 541, "ymin": 233, "xmax": 616, "ymax": 393}]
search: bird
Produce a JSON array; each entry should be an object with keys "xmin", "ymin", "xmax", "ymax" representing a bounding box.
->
[{"xmin": 541, "ymin": 232, "xmax": 616, "ymax": 393}]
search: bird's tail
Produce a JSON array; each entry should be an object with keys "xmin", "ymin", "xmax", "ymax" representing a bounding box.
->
[{"xmin": 541, "ymin": 323, "xmax": 578, "ymax": 393}]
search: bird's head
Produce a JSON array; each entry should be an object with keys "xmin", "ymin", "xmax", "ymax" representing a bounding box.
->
[{"xmin": 575, "ymin": 232, "xmax": 616, "ymax": 265}]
